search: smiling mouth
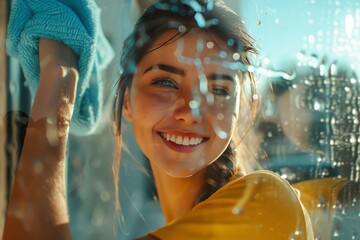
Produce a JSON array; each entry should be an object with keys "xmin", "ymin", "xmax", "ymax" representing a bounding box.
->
[{"xmin": 159, "ymin": 132, "xmax": 207, "ymax": 146}]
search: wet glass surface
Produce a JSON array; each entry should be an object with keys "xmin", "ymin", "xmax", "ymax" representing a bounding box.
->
[{"xmin": 4, "ymin": 0, "xmax": 359, "ymax": 239}]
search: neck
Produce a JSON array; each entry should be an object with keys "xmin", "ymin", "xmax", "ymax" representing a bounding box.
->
[{"xmin": 151, "ymin": 165, "xmax": 207, "ymax": 223}]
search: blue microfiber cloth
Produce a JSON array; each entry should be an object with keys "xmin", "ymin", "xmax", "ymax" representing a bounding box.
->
[{"xmin": 7, "ymin": 0, "xmax": 114, "ymax": 135}]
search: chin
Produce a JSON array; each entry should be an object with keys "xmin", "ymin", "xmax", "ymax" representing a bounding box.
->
[{"xmin": 160, "ymin": 161, "xmax": 208, "ymax": 178}]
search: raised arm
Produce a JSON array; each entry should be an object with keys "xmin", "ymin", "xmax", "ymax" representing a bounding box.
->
[{"xmin": 3, "ymin": 39, "xmax": 78, "ymax": 240}]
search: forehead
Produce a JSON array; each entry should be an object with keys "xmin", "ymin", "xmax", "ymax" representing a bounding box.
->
[{"xmin": 137, "ymin": 30, "xmax": 236, "ymax": 72}]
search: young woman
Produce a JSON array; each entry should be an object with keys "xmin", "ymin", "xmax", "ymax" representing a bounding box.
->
[{"xmin": 3, "ymin": 0, "xmax": 314, "ymax": 239}]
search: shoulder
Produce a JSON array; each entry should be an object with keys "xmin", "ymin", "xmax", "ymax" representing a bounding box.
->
[
  {"xmin": 202, "ymin": 170, "xmax": 313, "ymax": 238},
  {"xmin": 200, "ymin": 170, "xmax": 301, "ymax": 208},
  {"xmin": 150, "ymin": 170, "xmax": 314, "ymax": 240}
]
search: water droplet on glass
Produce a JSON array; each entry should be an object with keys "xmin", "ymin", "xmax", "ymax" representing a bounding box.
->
[
  {"xmin": 206, "ymin": 41, "xmax": 214, "ymax": 49},
  {"xmin": 100, "ymin": 191, "xmax": 110, "ymax": 202},
  {"xmin": 197, "ymin": 39, "xmax": 204, "ymax": 52},
  {"xmin": 232, "ymin": 53, "xmax": 240, "ymax": 61},
  {"xmin": 350, "ymin": 135, "xmax": 356, "ymax": 144},
  {"xmin": 280, "ymin": 167, "xmax": 297, "ymax": 182},
  {"xmin": 247, "ymin": 65, "xmax": 255, "ymax": 73},
  {"xmin": 330, "ymin": 63, "xmax": 337, "ymax": 75},
  {"xmin": 352, "ymin": 232, "xmax": 358, "ymax": 239},
  {"xmin": 194, "ymin": 58, "xmax": 201, "ymax": 66},
  {"xmin": 231, "ymin": 206, "xmax": 243, "ymax": 215},
  {"xmin": 313, "ymin": 97, "xmax": 325, "ymax": 111},
  {"xmin": 227, "ymin": 38, "xmax": 235, "ymax": 47},
  {"xmin": 289, "ymin": 230, "xmax": 303, "ymax": 240},
  {"xmin": 194, "ymin": 13, "xmax": 206, "ymax": 28},
  {"xmin": 217, "ymin": 113, "xmax": 224, "ymax": 120},
  {"xmin": 214, "ymin": 127, "xmax": 228, "ymax": 139},
  {"xmin": 263, "ymin": 57, "xmax": 270, "ymax": 65},
  {"xmin": 308, "ymin": 35, "xmax": 315, "ymax": 44},
  {"xmin": 219, "ymin": 51, "xmax": 227, "ymax": 59},
  {"xmin": 320, "ymin": 168, "xmax": 330, "ymax": 177},
  {"xmin": 206, "ymin": 93, "xmax": 214, "ymax": 105},
  {"xmin": 189, "ymin": 100, "xmax": 200, "ymax": 109},
  {"xmin": 178, "ymin": 25, "xmax": 186, "ymax": 33},
  {"xmin": 9, "ymin": 82, "xmax": 18, "ymax": 94},
  {"xmin": 345, "ymin": 14, "xmax": 355, "ymax": 36}
]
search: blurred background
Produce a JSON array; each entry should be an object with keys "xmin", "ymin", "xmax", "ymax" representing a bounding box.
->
[{"xmin": 1, "ymin": 0, "xmax": 359, "ymax": 239}]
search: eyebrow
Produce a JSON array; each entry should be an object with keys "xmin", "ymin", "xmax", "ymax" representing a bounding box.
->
[
  {"xmin": 144, "ymin": 64, "xmax": 235, "ymax": 82},
  {"xmin": 208, "ymin": 73, "xmax": 235, "ymax": 82},
  {"xmin": 144, "ymin": 64, "xmax": 185, "ymax": 76}
]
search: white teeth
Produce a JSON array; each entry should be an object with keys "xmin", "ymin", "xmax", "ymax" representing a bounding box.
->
[
  {"xmin": 161, "ymin": 133, "xmax": 203, "ymax": 146},
  {"xmin": 175, "ymin": 136, "xmax": 183, "ymax": 144}
]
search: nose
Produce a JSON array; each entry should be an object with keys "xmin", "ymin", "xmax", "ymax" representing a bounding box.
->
[{"xmin": 173, "ymin": 96, "xmax": 203, "ymax": 124}]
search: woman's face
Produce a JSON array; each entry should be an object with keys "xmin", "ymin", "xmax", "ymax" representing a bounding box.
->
[{"xmin": 123, "ymin": 30, "xmax": 241, "ymax": 178}]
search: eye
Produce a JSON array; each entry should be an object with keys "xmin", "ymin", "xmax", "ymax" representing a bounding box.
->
[
  {"xmin": 211, "ymin": 85, "xmax": 231, "ymax": 97},
  {"xmin": 151, "ymin": 77, "xmax": 178, "ymax": 89}
]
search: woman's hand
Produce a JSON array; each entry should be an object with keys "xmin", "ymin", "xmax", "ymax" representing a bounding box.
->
[{"xmin": 3, "ymin": 39, "xmax": 79, "ymax": 240}]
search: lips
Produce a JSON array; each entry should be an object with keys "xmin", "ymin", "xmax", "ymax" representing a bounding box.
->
[
  {"xmin": 158, "ymin": 131, "xmax": 209, "ymax": 154},
  {"xmin": 159, "ymin": 132, "xmax": 206, "ymax": 146}
]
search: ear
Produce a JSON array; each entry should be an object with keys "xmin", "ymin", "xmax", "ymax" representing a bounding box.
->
[{"xmin": 122, "ymin": 88, "xmax": 133, "ymax": 122}]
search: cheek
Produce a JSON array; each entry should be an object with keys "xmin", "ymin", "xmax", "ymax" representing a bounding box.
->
[
  {"xmin": 201, "ymin": 102, "xmax": 237, "ymax": 141},
  {"xmin": 205, "ymin": 96, "xmax": 239, "ymax": 122},
  {"xmin": 130, "ymin": 88, "xmax": 176, "ymax": 120}
]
